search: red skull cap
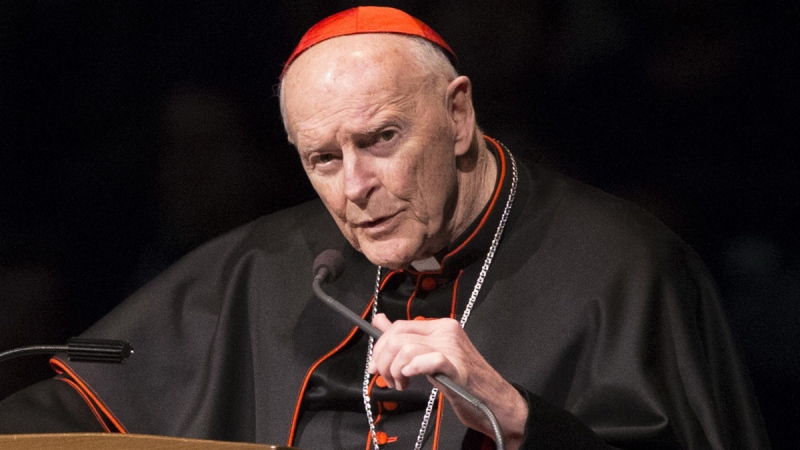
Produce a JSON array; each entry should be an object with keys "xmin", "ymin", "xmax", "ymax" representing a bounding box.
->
[{"xmin": 281, "ymin": 6, "xmax": 457, "ymax": 79}]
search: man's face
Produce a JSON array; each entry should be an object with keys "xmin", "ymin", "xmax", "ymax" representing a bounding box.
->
[{"xmin": 282, "ymin": 35, "xmax": 460, "ymax": 269}]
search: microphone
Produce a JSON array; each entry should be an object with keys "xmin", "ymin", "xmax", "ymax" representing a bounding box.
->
[
  {"xmin": 0, "ymin": 338, "xmax": 133, "ymax": 365},
  {"xmin": 311, "ymin": 250, "xmax": 506, "ymax": 450},
  {"xmin": 312, "ymin": 249, "xmax": 382, "ymax": 339},
  {"xmin": 312, "ymin": 248, "xmax": 345, "ymax": 283}
]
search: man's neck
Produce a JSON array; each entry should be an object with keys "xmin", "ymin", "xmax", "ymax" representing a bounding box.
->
[{"xmin": 449, "ymin": 135, "xmax": 498, "ymax": 245}]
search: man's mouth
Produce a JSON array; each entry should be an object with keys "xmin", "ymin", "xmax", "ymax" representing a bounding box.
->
[
  {"xmin": 353, "ymin": 212, "xmax": 399, "ymax": 233},
  {"xmin": 361, "ymin": 217, "xmax": 389, "ymax": 227}
]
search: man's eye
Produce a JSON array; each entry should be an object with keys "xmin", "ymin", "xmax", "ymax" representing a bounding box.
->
[
  {"xmin": 314, "ymin": 153, "xmax": 336, "ymax": 164},
  {"xmin": 378, "ymin": 130, "xmax": 396, "ymax": 142}
]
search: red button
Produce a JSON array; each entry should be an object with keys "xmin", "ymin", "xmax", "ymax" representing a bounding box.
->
[
  {"xmin": 376, "ymin": 431, "xmax": 389, "ymax": 445},
  {"xmin": 421, "ymin": 277, "xmax": 437, "ymax": 291},
  {"xmin": 382, "ymin": 401, "xmax": 398, "ymax": 411},
  {"xmin": 375, "ymin": 375, "xmax": 388, "ymax": 388}
]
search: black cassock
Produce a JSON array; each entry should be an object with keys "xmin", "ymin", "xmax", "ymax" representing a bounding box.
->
[{"xmin": 0, "ymin": 138, "xmax": 769, "ymax": 449}]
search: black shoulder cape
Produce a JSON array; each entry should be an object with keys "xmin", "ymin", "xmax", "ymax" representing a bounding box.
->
[{"xmin": 0, "ymin": 140, "xmax": 769, "ymax": 449}]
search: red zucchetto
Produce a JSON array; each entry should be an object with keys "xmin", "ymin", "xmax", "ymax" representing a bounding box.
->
[{"xmin": 281, "ymin": 6, "xmax": 457, "ymax": 79}]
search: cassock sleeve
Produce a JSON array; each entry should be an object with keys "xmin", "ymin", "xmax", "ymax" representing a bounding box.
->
[
  {"xmin": 516, "ymin": 386, "xmax": 613, "ymax": 449},
  {"xmin": 462, "ymin": 182, "xmax": 770, "ymax": 450},
  {"xmin": 509, "ymin": 252, "xmax": 767, "ymax": 449}
]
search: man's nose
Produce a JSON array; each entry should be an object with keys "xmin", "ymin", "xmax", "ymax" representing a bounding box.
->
[{"xmin": 342, "ymin": 151, "xmax": 377, "ymax": 207}]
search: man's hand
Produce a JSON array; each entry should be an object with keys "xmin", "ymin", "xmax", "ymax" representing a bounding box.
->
[{"xmin": 368, "ymin": 313, "xmax": 528, "ymax": 449}]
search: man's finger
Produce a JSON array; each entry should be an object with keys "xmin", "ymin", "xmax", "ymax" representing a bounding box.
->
[
  {"xmin": 401, "ymin": 352, "xmax": 452, "ymax": 379},
  {"xmin": 372, "ymin": 313, "xmax": 392, "ymax": 332}
]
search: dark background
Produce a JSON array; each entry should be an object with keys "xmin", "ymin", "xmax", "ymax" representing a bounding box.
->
[{"xmin": 1, "ymin": 0, "xmax": 797, "ymax": 447}]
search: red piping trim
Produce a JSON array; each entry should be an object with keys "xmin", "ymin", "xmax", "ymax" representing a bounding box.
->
[
  {"xmin": 50, "ymin": 358, "xmax": 127, "ymax": 433},
  {"xmin": 405, "ymin": 277, "xmax": 421, "ymax": 319},
  {"xmin": 55, "ymin": 377, "xmax": 111, "ymax": 432},
  {"xmin": 441, "ymin": 136, "xmax": 507, "ymax": 265},
  {"xmin": 381, "ymin": 270, "xmax": 400, "ymax": 290},
  {"xmin": 364, "ymin": 433, "xmax": 372, "ymax": 450},
  {"xmin": 288, "ymin": 291, "xmax": 380, "ymax": 445},
  {"xmin": 450, "ymin": 272, "xmax": 463, "ymax": 319},
  {"xmin": 432, "ymin": 392, "xmax": 445, "ymax": 450},
  {"xmin": 369, "ymin": 374, "xmax": 383, "ymax": 425}
]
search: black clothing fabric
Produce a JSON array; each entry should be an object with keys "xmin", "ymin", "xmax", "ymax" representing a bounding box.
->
[
  {"xmin": 0, "ymin": 378, "xmax": 106, "ymax": 433},
  {"xmin": 0, "ymin": 139, "xmax": 769, "ymax": 449}
]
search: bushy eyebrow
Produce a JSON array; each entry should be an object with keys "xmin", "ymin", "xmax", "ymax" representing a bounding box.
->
[
  {"xmin": 349, "ymin": 120, "xmax": 402, "ymax": 148},
  {"xmin": 292, "ymin": 126, "xmax": 337, "ymax": 155},
  {"xmin": 361, "ymin": 112, "xmax": 409, "ymax": 136},
  {"xmin": 363, "ymin": 120, "xmax": 397, "ymax": 135},
  {"xmin": 295, "ymin": 138, "xmax": 330, "ymax": 157}
]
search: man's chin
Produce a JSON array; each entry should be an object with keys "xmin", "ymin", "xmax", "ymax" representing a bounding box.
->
[{"xmin": 358, "ymin": 243, "xmax": 420, "ymax": 270}]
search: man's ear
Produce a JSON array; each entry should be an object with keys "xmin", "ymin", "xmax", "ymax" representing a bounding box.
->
[{"xmin": 446, "ymin": 76, "xmax": 476, "ymax": 157}]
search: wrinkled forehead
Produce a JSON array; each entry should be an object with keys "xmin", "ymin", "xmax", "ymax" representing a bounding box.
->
[
  {"xmin": 281, "ymin": 34, "xmax": 438, "ymax": 144},
  {"xmin": 281, "ymin": 34, "xmax": 427, "ymax": 132}
]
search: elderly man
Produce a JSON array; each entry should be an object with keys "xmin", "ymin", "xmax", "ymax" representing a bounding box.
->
[{"xmin": 0, "ymin": 6, "xmax": 768, "ymax": 450}]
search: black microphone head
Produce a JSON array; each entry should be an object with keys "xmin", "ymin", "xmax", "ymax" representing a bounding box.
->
[{"xmin": 313, "ymin": 249, "xmax": 345, "ymax": 282}]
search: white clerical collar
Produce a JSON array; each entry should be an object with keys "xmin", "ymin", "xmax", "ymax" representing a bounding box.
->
[{"xmin": 410, "ymin": 256, "xmax": 441, "ymax": 272}]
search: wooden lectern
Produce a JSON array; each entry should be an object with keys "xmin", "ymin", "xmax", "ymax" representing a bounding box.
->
[{"xmin": 0, "ymin": 433, "xmax": 295, "ymax": 449}]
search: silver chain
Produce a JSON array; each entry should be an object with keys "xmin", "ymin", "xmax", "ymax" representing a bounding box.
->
[
  {"xmin": 362, "ymin": 149, "xmax": 518, "ymax": 449},
  {"xmin": 363, "ymin": 269, "xmax": 384, "ymax": 450}
]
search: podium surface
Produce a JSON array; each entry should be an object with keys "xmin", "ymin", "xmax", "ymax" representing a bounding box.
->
[{"xmin": 0, "ymin": 433, "xmax": 294, "ymax": 449}]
